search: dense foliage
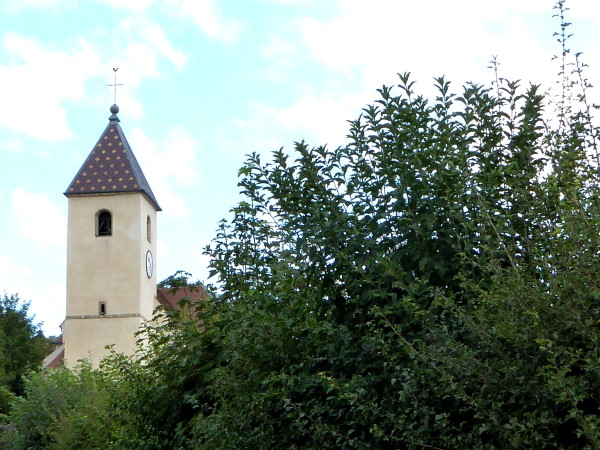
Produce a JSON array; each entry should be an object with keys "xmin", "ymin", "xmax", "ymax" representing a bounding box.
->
[
  {"xmin": 5, "ymin": 3, "xmax": 600, "ymax": 447},
  {"xmin": 0, "ymin": 293, "xmax": 51, "ymax": 411},
  {"xmin": 3, "ymin": 364, "xmax": 117, "ymax": 449},
  {"xmin": 191, "ymin": 70, "xmax": 600, "ymax": 447}
]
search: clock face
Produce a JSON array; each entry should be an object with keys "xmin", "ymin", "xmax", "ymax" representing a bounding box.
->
[{"xmin": 145, "ymin": 250, "xmax": 153, "ymax": 278}]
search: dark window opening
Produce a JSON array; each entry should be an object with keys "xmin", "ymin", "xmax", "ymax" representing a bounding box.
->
[
  {"xmin": 147, "ymin": 215, "xmax": 151, "ymax": 243},
  {"xmin": 99, "ymin": 302, "xmax": 107, "ymax": 316},
  {"xmin": 97, "ymin": 210, "xmax": 112, "ymax": 236}
]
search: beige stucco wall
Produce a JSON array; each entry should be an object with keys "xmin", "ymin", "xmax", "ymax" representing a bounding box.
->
[
  {"xmin": 64, "ymin": 316, "xmax": 143, "ymax": 367},
  {"xmin": 64, "ymin": 192, "xmax": 158, "ymax": 367}
]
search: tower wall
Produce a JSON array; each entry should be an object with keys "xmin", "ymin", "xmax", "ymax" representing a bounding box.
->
[{"xmin": 63, "ymin": 192, "xmax": 157, "ymax": 367}]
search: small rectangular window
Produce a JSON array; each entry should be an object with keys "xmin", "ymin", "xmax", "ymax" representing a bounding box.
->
[
  {"xmin": 99, "ymin": 302, "xmax": 107, "ymax": 316},
  {"xmin": 147, "ymin": 215, "xmax": 151, "ymax": 243}
]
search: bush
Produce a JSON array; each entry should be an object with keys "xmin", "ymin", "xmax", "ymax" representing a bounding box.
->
[{"xmin": 2, "ymin": 364, "xmax": 121, "ymax": 449}]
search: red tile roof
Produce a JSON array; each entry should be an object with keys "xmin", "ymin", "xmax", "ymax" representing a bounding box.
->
[
  {"xmin": 156, "ymin": 285, "xmax": 207, "ymax": 310},
  {"xmin": 44, "ymin": 345, "xmax": 65, "ymax": 367}
]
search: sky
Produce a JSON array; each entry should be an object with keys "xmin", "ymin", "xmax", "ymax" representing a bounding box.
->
[{"xmin": 1, "ymin": 0, "xmax": 599, "ymax": 336}]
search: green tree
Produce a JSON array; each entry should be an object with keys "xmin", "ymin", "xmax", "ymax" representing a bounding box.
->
[
  {"xmin": 101, "ymin": 3, "xmax": 600, "ymax": 444},
  {"xmin": 158, "ymin": 270, "xmax": 202, "ymax": 290},
  {"xmin": 0, "ymin": 293, "xmax": 51, "ymax": 399},
  {"xmin": 195, "ymin": 6, "xmax": 600, "ymax": 444},
  {"xmin": 96, "ymin": 287, "xmax": 224, "ymax": 449}
]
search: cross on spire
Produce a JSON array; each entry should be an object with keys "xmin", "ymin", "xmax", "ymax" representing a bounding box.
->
[{"xmin": 107, "ymin": 67, "xmax": 124, "ymax": 105}]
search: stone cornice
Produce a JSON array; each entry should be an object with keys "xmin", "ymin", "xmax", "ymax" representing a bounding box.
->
[{"xmin": 65, "ymin": 313, "xmax": 149, "ymax": 321}]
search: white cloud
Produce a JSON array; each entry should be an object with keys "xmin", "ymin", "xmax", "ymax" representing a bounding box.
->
[
  {"xmin": 140, "ymin": 22, "xmax": 186, "ymax": 70},
  {"xmin": 166, "ymin": 0, "xmax": 240, "ymax": 42},
  {"xmin": 554, "ymin": 0, "xmax": 600, "ymax": 21},
  {"xmin": 12, "ymin": 188, "xmax": 67, "ymax": 248},
  {"xmin": 0, "ymin": 255, "xmax": 66, "ymax": 336},
  {"xmin": 0, "ymin": 138, "xmax": 25, "ymax": 153},
  {"xmin": 158, "ymin": 238, "xmax": 169, "ymax": 257},
  {"xmin": 261, "ymin": 35, "xmax": 298, "ymax": 76},
  {"xmin": 34, "ymin": 281, "xmax": 66, "ymax": 335},
  {"xmin": 114, "ymin": 18, "xmax": 186, "ymax": 76},
  {"xmin": 161, "ymin": 126, "xmax": 198, "ymax": 184},
  {"xmin": 104, "ymin": 19, "xmax": 187, "ymax": 119},
  {"xmin": 262, "ymin": 0, "xmax": 311, "ymax": 3},
  {"xmin": 126, "ymin": 42, "xmax": 160, "ymax": 78},
  {"xmin": 0, "ymin": 255, "xmax": 30, "ymax": 286},
  {"xmin": 251, "ymin": 92, "xmax": 364, "ymax": 148},
  {"xmin": 218, "ymin": 94, "xmax": 355, "ymax": 163},
  {"xmin": 96, "ymin": 0, "xmax": 155, "ymax": 11},
  {"xmin": 299, "ymin": 0, "xmax": 558, "ymax": 89},
  {"xmin": 246, "ymin": 0, "xmax": 600, "ymax": 155},
  {"xmin": 2, "ymin": 0, "xmax": 66, "ymax": 11},
  {"xmin": 0, "ymin": 18, "xmax": 186, "ymax": 139},
  {"xmin": 118, "ymin": 26, "xmax": 185, "ymax": 80},
  {"xmin": 129, "ymin": 126, "xmax": 199, "ymax": 218},
  {"xmin": 0, "ymin": 34, "xmax": 104, "ymax": 141}
]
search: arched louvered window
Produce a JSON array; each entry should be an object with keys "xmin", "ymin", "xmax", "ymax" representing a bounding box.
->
[
  {"xmin": 96, "ymin": 210, "xmax": 112, "ymax": 237},
  {"xmin": 147, "ymin": 215, "xmax": 151, "ymax": 243}
]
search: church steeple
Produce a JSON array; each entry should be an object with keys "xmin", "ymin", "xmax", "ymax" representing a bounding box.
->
[
  {"xmin": 62, "ymin": 104, "xmax": 161, "ymax": 367},
  {"xmin": 64, "ymin": 104, "xmax": 161, "ymax": 211}
]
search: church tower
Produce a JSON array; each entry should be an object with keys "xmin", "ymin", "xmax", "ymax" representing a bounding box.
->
[{"xmin": 63, "ymin": 104, "xmax": 161, "ymax": 367}]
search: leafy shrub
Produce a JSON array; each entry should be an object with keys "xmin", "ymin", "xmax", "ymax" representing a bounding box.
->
[{"xmin": 2, "ymin": 364, "xmax": 120, "ymax": 449}]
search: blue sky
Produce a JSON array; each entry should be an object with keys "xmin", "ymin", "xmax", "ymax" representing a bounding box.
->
[{"xmin": 1, "ymin": 0, "xmax": 599, "ymax": 336}]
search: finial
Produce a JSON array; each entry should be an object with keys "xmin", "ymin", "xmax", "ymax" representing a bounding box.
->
[
  {"xmin": 107, "ymin": 67, "xmax": 124, "ymax": 105},
  {"xmin": 109, "ymin": 103, "xmax": 120, "ymax": 122},
  {"xmin": 107, "ymin": 68, "xmax": 123, "ymax": 122}
]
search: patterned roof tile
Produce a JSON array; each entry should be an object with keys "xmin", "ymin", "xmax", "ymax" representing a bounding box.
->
[{"xmin": 64, "ymin": 108, "xmax": 161, "ymax": 211}]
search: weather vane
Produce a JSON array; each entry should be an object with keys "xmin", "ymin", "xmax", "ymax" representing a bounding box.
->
[{"xmin": 107, "ymin": 67, "xmax": 124, "ymax": 105}]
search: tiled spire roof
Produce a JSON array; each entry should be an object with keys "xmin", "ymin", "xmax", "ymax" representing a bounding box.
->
[{"xmin": 64, "ymin": 105, "xmax": 161, "ymax": 211}]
